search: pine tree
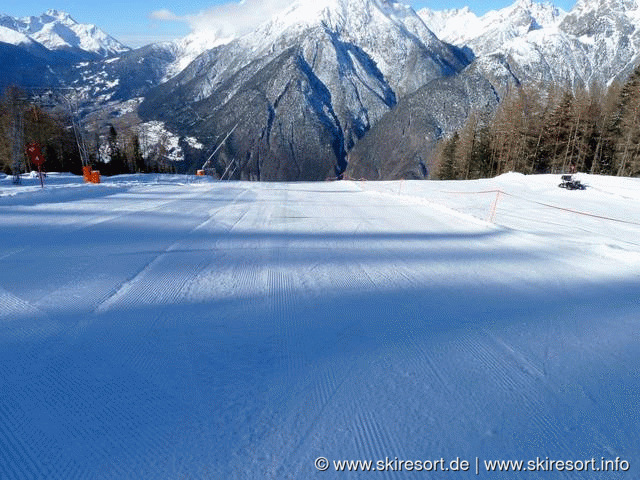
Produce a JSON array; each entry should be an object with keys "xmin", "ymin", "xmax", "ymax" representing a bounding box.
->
[
  {"xmin": 545, "ymin": 91, "xmax": 575, "ymax": 173},
  {"xmin": 105, "ymin": 124, "xmax": 129, "ymax": 175},
  {"xmin": 614, "ymin": 65, "xmax": 640, "ymax": 176},
  {"xmin": 468, "ymin": 126, "xmax": 492, "ymax": 179},
  {"xmin": 438, "ymin": 132, "xmax": 459, "ymax": 180},
  {"xmin": 592, "ymin": 82, "xmax": 622, "ymax": 175},
  {"xmin": 455, "ymin": 112, "xmax": 479, "ymax": 180},
  {"xmin": 131, "ymin": 134, "xmax": 145, "ymax": 173}
]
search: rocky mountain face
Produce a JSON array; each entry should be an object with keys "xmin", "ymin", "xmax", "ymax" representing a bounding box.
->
[
  {"xmin": 70, "ymin": 45, "xmax": 178, "ymax": 106},
  {"xmin": 559, "ymin": 0, "xmax": 640, "ymax": 82},
  {"xmin": 344, "ymin": 0, "xmax": 640, "ymax": 180},
  {"xmin": 136, "ymin": 0, "xmax": 640, "ymax": 179},
  {"xmin": 419, "ymin": 0, "xmax": 640, "ymax": 88},
  {"xmin": 138, "ymin": 0, "xmax": 469, "ymax": 180},
  {"xmin": 346, "ymin": 71, "xmax": 499, "ymax": 179},
  {"xmin": 0, "ymin": 33, "xmax": 62, "ymax": 87}
]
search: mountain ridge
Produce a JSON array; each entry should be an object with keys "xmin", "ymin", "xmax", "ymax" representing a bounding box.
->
[
  {"xmin": 419, "ymin": 0, "xmax": 640, "ymax": 88},
  {"xmin": 138, "ymin": 0, "xmax": 469, "ymax": 179},
  {"xmin": 0, "ymin": 10, "xmax": 128, "ymax": 58}
]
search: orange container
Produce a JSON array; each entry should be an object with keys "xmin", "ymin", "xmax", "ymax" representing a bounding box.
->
[
  {"xmin": 82, "ymin": 165, "xmax": 92, "ymax": 182},
  {"xmin": 90, "ymin": 170, "xmax": 101, "ymax": 184}
]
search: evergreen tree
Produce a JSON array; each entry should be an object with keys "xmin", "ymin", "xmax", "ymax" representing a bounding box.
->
[
  {"xmin": 468, "ymin": 127, "xmax": 492, "ymax": 179},
  {"xmin": 130, "ymin": 134, "xmax": 146, "ymax": 173},
  {"xmin": 438, "ymin": 132, "xmax": 459, "ymax": 180},
  {"xmin": 455, "ymin": 112, "xmax": 479, "ymax": 179},
  {"xmin": 105, "ymin": 124, "xmax": 129, "ymax": 175},
  {"xmin": 614, "ymin": 65, "xmax": 640, "ymax": 176},
  {"xmin": 544, "ymin": 91, "xmax": 575, "ymax": 173},
  {"xmin": 592, "ymin": 82, "xmax": 622, "ymax": 175}
]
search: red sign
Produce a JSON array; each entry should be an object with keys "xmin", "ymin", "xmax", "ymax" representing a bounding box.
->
[{"xmin": 26, "ymin": 143, "xmax": 45, "ymax": 167}]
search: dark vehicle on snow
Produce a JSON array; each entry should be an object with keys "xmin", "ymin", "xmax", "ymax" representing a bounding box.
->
[{"xmin": 559, "ymin": 174, "xmax": 586, "ymax": 190}]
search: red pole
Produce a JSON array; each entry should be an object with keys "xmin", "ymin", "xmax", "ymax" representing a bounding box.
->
[{"xmin": 489, "ymin": 191, "xmax": 501, "ymax": 223}]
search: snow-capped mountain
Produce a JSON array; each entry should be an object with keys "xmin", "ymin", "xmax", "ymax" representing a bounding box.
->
[
  {"xmin": 560, "ymin": 0, "xmax": 640, "ymax": 81},
  {"xmin": 346, "ymin": 70, "xmax": 500, "ymax": 179},
  {"xmin": 0, "ymin": 10, "xmax": 128, "ymax": 57},
  {"xmin": 161, "ymin": 30, "xmax": 238, "ymax": 81},
  {"xmin": 417, "ymin": 7, "xmax": 483, "ymax": 49},
  {"xmin": 160, "ymin": 0, "xmax": 467, "ymax": 100},
  {"xmin": 345, "ymin": 0, "xmax": 640, "ymax": 180},
  {"xmin": 239, "ymin": 0, "xmax": 466, "ymax": 95},
  {"xmin": 419, "ymin": 0, "xmax": 640, "ymax": 88},
  {"xmin": 139, "ymin": 0, "xmax": 469, "ymax": 180},
  {"xmin": 0, "ymin": 24, "xmax": 35, "ymax": 47},
  {"xmin": 419, "ymin": 0, "xmax": 565, "ymax": 56}
]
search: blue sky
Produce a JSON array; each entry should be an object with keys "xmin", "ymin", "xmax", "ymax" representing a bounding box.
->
[{"xmin": 1, "ymin": 0, "xmax": 577, "ymax": 47}]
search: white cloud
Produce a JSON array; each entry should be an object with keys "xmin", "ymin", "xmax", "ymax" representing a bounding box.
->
[
  {"xmin": 150, "ymin": 9, "xmax": 181, "ymax": 21},
  {"xmin": 150, "ymin": 0, "xmax": 295, "ymax": 40}
]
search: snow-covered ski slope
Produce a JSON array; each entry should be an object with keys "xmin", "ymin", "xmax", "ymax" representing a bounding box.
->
[{"xmin": 0, "ymin": 172, "xmax": 638, "ymax": 479}]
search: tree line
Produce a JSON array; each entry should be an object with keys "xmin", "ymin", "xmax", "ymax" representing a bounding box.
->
[
  {"xmin": 0, "ymin": 87, "xmax": 176, "ymax": 176},
  {"xmin": 6, "ymin": 64, "xmax": 640, "ymax": 182},
  {"xmin": 92, "ymin": 124, "xmax": 177, "ymax": 176},
  {"xmin": 435, "ymin": 64, "xmax": 640, "ymax": 180},
  {"xmin": 0, "ymin": 88, "xmax": 83, "ymax": 175}
]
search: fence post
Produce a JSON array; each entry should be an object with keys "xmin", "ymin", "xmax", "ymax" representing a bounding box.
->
[{"xmin": 489, "ymin": 191, "xmax": 501, "ymax": 223}]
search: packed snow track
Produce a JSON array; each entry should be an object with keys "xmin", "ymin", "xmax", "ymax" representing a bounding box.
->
[{"xmin": 0, "ymin": 173, "xmax": 639, "ymax": 479}]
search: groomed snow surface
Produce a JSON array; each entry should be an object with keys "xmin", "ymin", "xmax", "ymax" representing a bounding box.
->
[{"xmin": 0, "ymin": 172, "xmax": 639, "ymax": 479}]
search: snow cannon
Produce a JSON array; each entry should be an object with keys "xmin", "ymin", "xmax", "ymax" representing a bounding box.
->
[{"xmin": 83, "ymin": 166, "xmax": 101, "ymax": 183}]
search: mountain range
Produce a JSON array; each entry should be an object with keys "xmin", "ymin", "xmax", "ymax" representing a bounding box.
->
[
  {"xmin": 419, "ymin": 0, "xmax": 640, "ymax": 89},
  {"xmin": 2, "ymin": 0, "xmax": 640, "ymax": 180},
  {"xmin": 0, "ymin": 10, "xmax": 127, "ymax": 57},
  {"xmin": 0, "ymin": 10, "xmax": 127, "ymax": 88}
]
